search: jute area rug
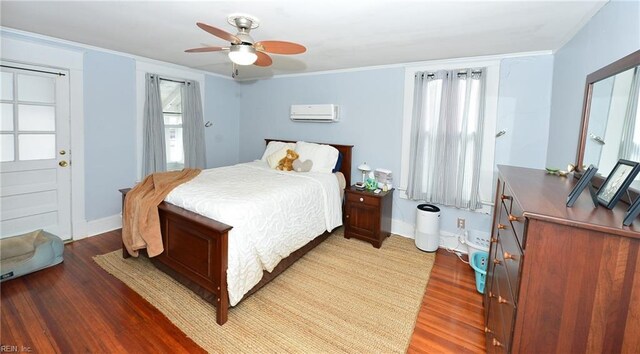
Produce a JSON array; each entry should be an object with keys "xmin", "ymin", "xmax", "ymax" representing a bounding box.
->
[{"xmin": 94, "ymin": 229, "xmax": 435, "ymax": 353}]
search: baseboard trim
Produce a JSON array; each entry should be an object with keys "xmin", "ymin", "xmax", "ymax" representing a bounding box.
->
[
  {"xmin": 76, "ymin": 215, "xmax": 468, "ymax": 254},
  {"xmin": 75, "ymin": 214, "xmax": 122, "ymax": 240},
  {"xmin": 391, "ymin": 219, "xmax": 415, "ymax": 238},
  {"xmin": 391, "ymin": 218, "xmax": 468, "ymax": 254}
]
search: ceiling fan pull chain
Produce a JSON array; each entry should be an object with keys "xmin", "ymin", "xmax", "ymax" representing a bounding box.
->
[{"xmin": 231, "ymin": 63, "xmax": 239, "ymax": 79}]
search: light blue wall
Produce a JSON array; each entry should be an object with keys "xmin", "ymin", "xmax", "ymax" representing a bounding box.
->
[
  {"xmin": 204, "ymin": 75, "xmax": 240, "ymax": 168},
  {"xmin": 84, "ymin": 51, "xmax": 137, "ymax": 220},
  {"xmin": 237, "ymin": 68, "xmax": 405, "ymax": 173},
  {"xmin": 238, "ymin": 56, "xmax": 554, "ymax": 235},
  {"xmin": 547, "ymin": 0, "xmax": 640, "ymax": 168},
  {"xmin": 495, "ymin": 55, "xmax": 554, "ymax": 169}
]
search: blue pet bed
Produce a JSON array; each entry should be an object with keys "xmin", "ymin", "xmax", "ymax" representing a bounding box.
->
[{"xmin": 1, "ymin": 230, "xmax": 64, "ymax": 282}]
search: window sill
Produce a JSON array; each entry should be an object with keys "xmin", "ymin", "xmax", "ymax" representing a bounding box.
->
[{"xmin": 397, "ymin": 188, "xmax": 494, "ymax": 215}]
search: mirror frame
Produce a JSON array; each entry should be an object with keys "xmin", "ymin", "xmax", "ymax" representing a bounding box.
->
[{"xmin": 576, "ymin": 49, "xmax": 640, "ymax": 171}]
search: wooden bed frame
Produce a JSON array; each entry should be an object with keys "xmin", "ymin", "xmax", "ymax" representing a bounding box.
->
[{"xmin": 121, "ymin": 139, "xmax": 352, "ymax": 325}]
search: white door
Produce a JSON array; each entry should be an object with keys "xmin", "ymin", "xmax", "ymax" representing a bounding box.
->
[{"xmin": 0, "ymin": 63, "xmax": 72, "ymax": 240}]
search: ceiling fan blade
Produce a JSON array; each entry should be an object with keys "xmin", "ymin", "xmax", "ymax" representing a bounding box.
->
[
  {"xmin": 196, "ymin": 22, "xmax": 241, "ymax": 44},
  {"xmin": 184, "ymin": 46, "xmax": 226, "ymax": 53},
  {"xmin": 254, "ymin": 51, "xmax": 273, "ymax": 67},
  {"xmin": 255, "ymin": 41, "xmax": 306, "ymax": 55}
]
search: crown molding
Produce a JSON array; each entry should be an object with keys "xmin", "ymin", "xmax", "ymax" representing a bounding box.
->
[
  {"xmin": 265, "ymin": 50, "xmax": 553, "ymax": 80},
  {"xmin": 0, "ymin": 27, "xmax": 232, "ymax": 80},
  {"xmin": 2, "ymin": 27, "xmax": 553, "ymax": 82}
]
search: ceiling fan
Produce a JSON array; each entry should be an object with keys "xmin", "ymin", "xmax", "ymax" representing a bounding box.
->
[{"xmin": 185, "ymin": 14, "xmax": 306, "ymax": 78}]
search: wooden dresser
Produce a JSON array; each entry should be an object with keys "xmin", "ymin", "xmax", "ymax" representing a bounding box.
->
[{"xmin": 484, "ymin": 166, "xmax": 640, "ymax": 353}]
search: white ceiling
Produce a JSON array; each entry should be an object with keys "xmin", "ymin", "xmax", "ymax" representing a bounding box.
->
[{"xmin": 1, "ymin": 1, "xmax": 606, "ymax": 80}]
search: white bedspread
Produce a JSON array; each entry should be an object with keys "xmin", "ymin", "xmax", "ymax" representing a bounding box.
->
[{"xmin": 164, "ymin": 161, "xmax": 343, "ymax": 306}]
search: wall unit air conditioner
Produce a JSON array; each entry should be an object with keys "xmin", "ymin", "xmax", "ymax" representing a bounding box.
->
[{"xmin": 290, "ymin": 104, "xmax": 339, "ymax": 122}]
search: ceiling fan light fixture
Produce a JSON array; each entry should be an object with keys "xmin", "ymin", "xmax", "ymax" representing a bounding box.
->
[{"xmin": 228, "ymin": 44, "xmax": 257, "ymax": 65}]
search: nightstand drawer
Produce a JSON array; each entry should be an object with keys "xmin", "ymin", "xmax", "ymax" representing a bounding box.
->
[{"xmin": 346, "ymin": 192, "xmax": 380, "ymax": 207}]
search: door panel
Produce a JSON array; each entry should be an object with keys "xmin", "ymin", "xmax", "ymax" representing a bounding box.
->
[{"xmin": 0, "ymin": 64, "xmax": 71, "ymax": 240}]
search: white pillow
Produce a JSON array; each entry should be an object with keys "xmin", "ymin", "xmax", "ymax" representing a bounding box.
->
[
  {"xmin": 266, "ymin": 147, "xmax": 288, "ymax": 169},
  {"xmin": 294, "ymin": 141, "xmax": 339, "ymax": 173},
  {"xmin": 261, "ymin": 141, "xmax": 296, "ymax": 161}
]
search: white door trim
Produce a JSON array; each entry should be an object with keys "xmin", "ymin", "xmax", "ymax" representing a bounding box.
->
[{"xmin": 1, "ymin": 35, "xmax": 86, "ymax": 239}]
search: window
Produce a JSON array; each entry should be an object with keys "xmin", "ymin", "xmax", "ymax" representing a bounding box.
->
[
  {"xmin": 1, "ymin": 71, "xmax": 58, "ymax": 162},
  {"xmin": 159, "ymin": 79, "xmax": 184, "ymax": 171},
  {"xmin": 400, "ymin": 60, "xmax": 500, "ymax": 213},
  {"xmin": 621, "ymin": 68, "xmax": 640, "ymax": 162}
]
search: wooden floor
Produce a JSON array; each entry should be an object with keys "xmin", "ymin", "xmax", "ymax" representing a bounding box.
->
[
  {"xmin": 408, "ymin": 250, "xmax": 486, "ymax": 353},
  {"xmin": 0, "ymin": 230, "xmax": 485, "ymax": 353}
]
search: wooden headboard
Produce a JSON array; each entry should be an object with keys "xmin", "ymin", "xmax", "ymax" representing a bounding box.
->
[{"xmin": 264, "ymin": 139, "xmax": 353, "ymax": 187}]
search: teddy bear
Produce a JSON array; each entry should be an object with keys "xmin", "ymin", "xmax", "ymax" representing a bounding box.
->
[{"xmin": 277, "ymin": 149, "xmax": 299, "ymax": 171}]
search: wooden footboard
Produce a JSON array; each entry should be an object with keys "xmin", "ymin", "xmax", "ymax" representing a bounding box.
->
[
  {"xmin": 119, "ymin": 189, "xmax": 232, "ymax": 324},
  {"xmin": 155, "ymin": 202, "xmax": 232, "ymax": 325}
]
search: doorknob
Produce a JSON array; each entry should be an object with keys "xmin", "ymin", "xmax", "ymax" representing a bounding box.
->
[{"xmin": 59, "ymin": 161, "xmax": 68, "ymax": 167}]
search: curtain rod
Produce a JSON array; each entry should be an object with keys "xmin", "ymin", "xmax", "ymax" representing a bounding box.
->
[
  {"xmin": 157, "ymin": 77, "xmax": 190, "ymax": 85},
  {"xmin": 0, "ymin": 64, "xmax": 66, "ymax": 76},
  {"xmin": 418, "ymin": 69, "xmax": 483, "ymax": 78}
]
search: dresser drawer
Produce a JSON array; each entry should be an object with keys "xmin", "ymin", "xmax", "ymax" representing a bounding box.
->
[
  {"xmin": 508, "ymin": 199, "xmax": 526, "ymax": 248},
  {"xmin": 493, "ymin": 250, "xmax": 516, "ymax": 353},
  {"xmin": 497, "ymin": 218, "xmax": 523, "ymax": 302},
  {"xmin": 499, "ymin": 182, "xmax": 513, "ymax": 214},
  {"xmin": 499, "ymin": 229, "xmax": 524, "ymax": 301},
  {"xmin": 501, "ymin": 183, "xmax": 526, "ymax": 248},
  {"xmin": 346, "ymin": 192, "xmax": 380, "ymax": 207},
  {"xmin": 486, "ymin": 273, "xmax": 509, "ymax": 354}
]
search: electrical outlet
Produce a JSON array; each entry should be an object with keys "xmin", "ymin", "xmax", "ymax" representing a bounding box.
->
[{"xmin": 457, "ymin": 218, "xmax": 466, "ymax": 229}]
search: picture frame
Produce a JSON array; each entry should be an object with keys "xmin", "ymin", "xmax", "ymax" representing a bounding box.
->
[
  {"xmin": 566, "ymin": 165, "xmax": 598, "ymax": 207},
  {"xmin": 596, "ymin": 159, "xmax": 640, "ymax": 209},
  {"xmin": 623, "ymin": 196, "xmax": 640, "ymax": 226}
]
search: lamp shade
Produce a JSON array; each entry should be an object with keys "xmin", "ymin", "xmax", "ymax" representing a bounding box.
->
[
  {"xmin": 228, "ymin": 44, "xmax": 258, "ymax": 65},
  {"xmin": 358, "ymin": 163, "xmax": 372, "ymax": 172},
  {"xmin": 358, "ymin": 163, "xmax": 372, "ymax": 184}
]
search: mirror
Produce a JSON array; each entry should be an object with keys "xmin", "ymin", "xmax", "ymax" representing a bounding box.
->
[{"xmin": 577, "ymin": 50, "xmax": 640, "ymax": 190}]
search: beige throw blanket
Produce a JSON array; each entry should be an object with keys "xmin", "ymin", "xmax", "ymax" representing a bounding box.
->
[{"xmin": 122, "ymin": 169, "xmax": 201, "ymax": 257}]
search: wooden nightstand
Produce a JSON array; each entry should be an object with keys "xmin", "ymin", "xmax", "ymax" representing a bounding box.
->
[{"xmin": 344, "ymin": 186, "xmax": 393, "ymax": 248}]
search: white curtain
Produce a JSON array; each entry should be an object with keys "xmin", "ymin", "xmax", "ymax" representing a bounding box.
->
[
  {"xmin": 142, "ymin": 73, "xmax": 166, "ymax": 176},
  {"xmin": 183, "ymin": 80, "xmax": 206, "ymax": 169},
  {"xmin": 619, "ymin": 67, "xmax": 640, "ymax": 162},
  {"xmin": 406, "ymin": 68, "xmax": 486, "ymax": 210}
]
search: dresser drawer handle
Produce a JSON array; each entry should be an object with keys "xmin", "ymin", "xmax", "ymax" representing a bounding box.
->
[
  {"xmin": 498, "ymin": 295, "xmax": 509, "ymax": 305},
  {"xmin": 488, "ymin": 291, "xmax": 496, "ymax": 299},
  {"xmin": 359, "ymin": 197, "xmax": 364, "ymax": 202},
  {"xmin": 346, "ymin": 215, "xmax": 350, "ymax": 218},
  {"xmin": 484, "ymin": 326, "xmax": 493, "ymax": 334},
  {"xmin": 504, "ymin": 252, "xmax": 515, "ymax": 261},
  {"xmin": 508, "ymin": 214, "xmax": 521, "ymax": 222},
  {"xmin": 491, "ymin": 237, "xmax": 497, "ymax": 243},
  {"xmin": 497, "ymin": 223, "xmax": 506, "ymax": 230},
  {"xmin": 493, "ymin": 258, "xmax": 502, "ymax": 265},
  {"xmin": 501, "ymin": 194, "xmax": 512, "ymax": 201},
  {"xmin": 492, "ymin": 338, "xmax": 503, "ymax": 347}
]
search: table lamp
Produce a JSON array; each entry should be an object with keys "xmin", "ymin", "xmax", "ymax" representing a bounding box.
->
[{"xmin": 358, "ymin": 163, "xmax": 372, "ymax": 184}]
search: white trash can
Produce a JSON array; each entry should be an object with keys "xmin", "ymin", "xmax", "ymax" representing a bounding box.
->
[{"xmin": 415, "ymin": 204, "xmax": 441, "ymax": 252}]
